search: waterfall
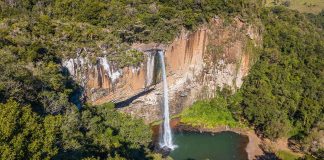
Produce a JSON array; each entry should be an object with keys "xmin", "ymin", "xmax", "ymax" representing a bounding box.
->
[
  {"xmin": 63, "ymin": 59, "xmax": 76, "ymax": 76},
  {"xmin": 98, "ymin": 57, "xmax": 122, "ymax": 83},
  {"xmin": 158, "ymin": 50, "xmax": 176, "ymax": 150},
  {"xmin": 146, "ymin": 53, "xmax": 155, "ymax": 87},
  {"xmin": 63, "ymin": 56, "xmax": 122, "ymax": 87}
]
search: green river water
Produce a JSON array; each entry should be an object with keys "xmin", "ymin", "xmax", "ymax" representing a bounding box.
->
[{"xmin": 169, "ymin": 131, "xmax": 248, "ymax": 160}]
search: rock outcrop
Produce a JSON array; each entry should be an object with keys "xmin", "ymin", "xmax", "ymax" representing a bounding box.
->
[{"xmin": 63, "ymin": 17, "xmax": 261, "ymax": 123}]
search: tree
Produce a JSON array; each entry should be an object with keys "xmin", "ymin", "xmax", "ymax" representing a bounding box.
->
[{"xmin": 0, "ymin": 99, "xmax": 61, "ymax": 159}]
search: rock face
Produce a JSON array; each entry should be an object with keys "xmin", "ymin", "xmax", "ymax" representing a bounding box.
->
[{"xmin": 62, "ymin": 18, "xmax": 261, "ymax": 123}]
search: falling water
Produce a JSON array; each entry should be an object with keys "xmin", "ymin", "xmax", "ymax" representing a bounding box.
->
[
  {"xmin": 146, "ymin": 53, "xmax": 155, "ymax": 87},
  {"xmin": 158, "ymin": 50, "xmax": 176, "ymax": 150},
  {"xmin": 98, "ymin": 57, "xmax": 122, "ymax": 83}
]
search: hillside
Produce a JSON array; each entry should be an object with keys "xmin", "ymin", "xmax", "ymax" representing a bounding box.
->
[{"xmin": 0, "ymin": 1, "xmax": 323, "ymax": 159}]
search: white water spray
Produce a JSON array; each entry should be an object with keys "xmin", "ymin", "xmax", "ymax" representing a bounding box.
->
[{"xmin": 158, "ymin": 50, "xmax": 176, "ymax": 150}]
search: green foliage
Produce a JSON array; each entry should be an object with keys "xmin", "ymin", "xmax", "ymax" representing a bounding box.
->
[
  {"xmin": 300, "ymin": 155, "xmax": 317, "ymax": 160},
  {"xmin": 307, "ymin": 10, "xmax": 324, "ymax": 29},
  {"xmin": 109, "ymin": 49, "xmax": 144, "ymax": 68},
  {"xmin": 242, "ymin": 7, "xmax": 324, "ymax": 140},
  {"xmin": 181, "ymin": 91, "xmax": 244, "ymax": 128},
  {"xmin": 297, "ymin": 120, "xmax": 324, "ymax": 158},
  {"xmin": 1, "ymin": 0, "xmax": 262, "ymax": 44},
  {"xmin": 58, "ymin": 103, "xmax": 153, "ymax": 159},
  {"xmin": 276, "ymin": 150, "xmax": 300, "ymax": 160},
  {"xmin": 0, "ymin": 99, "xmax": 61, "ymax": 159},
  {"xmin": 265, "ymin": 0, "xmax": 324, "ymax": 14},
  {"xmin": 0, "ymin": 49, "xmax": 74, "ymax": 114},
  {"xmin": 0, "ymin": 100, "xmax": 153, "ymax": 159}
]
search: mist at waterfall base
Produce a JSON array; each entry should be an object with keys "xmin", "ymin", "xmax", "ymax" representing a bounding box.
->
[{"xmin": 158, "ymin": 51, "xmax": 176, "ymax": 150}]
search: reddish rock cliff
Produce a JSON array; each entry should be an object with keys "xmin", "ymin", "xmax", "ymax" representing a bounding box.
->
[{"xmin": 63, "ymin": 17, "xmax": 261, "ymax": 123}]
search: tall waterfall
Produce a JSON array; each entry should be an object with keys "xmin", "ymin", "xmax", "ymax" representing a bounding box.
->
[{"xmin": 158, "ymin": 50, "xmax": 176, "ymax": 150}]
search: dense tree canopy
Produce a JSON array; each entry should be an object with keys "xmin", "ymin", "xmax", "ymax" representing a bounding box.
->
[
  {"xmin": 241, "ymin": 7, "xmax": 323, "ymax": 157},
  {"xmin": 0, "ymin": 100, "xmax": 61, "ymax": 159},
  {"xmin": 0, "ymin": 100, "xmax": 154, "ymax": 159}
]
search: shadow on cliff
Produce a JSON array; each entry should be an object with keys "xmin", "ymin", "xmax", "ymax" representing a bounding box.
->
[
  {"xmin": 115, "ymin": 88, "xmax": 155, "ymax": 108},
  {"xmin": 62, "ymin": 65, "xmax": 85, "ymax": 110}
]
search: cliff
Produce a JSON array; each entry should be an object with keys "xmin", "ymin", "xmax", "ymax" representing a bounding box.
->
[{"xmin": 63, "ymin": 17, "xmax": 261, "ymax": 123}]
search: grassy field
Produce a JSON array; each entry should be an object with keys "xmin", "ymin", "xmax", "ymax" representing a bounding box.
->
[{"xmin": 266, "ymin": 0, "xmax": 324, "ymax": 13}]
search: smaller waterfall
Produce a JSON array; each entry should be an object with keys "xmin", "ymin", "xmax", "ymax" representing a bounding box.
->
[
  {"xmin": 146, "ymin": 53, "xmax": 155, "ymax": 87},
  {"xmin": 63, "ymin": 59, "xmax": 76, "ymax": 76},
  {"xmin": 159, "ymin": 50, "xmax": 176, "ymax": 150},
  {"xmin": 98, "ymin": 57, "xmax": 122, "ymax": 83}
]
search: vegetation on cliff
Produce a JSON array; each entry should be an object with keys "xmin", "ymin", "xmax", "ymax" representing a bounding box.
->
[
  {"xmin": 0, "ymin": 0, "xmax": 262, "ymax": 66},
  {"xmin": 180, "ymin": 89, "xmax": 245, "ymax": 129}
]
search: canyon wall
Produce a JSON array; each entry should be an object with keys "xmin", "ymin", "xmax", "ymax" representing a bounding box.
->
[{"xmin": 63, "ymin": 18, "xmax": 261, "ymax": 123}]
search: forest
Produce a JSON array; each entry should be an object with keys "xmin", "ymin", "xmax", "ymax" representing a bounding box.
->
[
  {"xmin": 243, "ymin": 7, "xmax": 323, "ymax": 158},
  {"xmin": 0, "ymin": 0, "xmax": 323, "ymax": 159}
]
